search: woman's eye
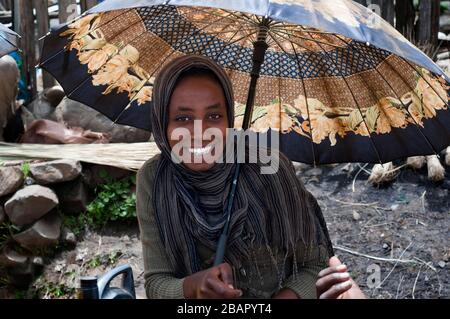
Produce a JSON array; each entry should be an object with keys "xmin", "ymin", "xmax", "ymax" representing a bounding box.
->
[
  {"xmin": 175, "ymin": 116, "xmax": 191, "ymax": 122},
  {"xmin": 208, "ymin": 113, "xmax": 223, "ymax": 120}
]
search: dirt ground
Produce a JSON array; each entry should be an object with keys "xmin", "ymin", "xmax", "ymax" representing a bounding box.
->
[{"xmin": 27, "ymin": 162, "xmax": 449, "ymax": 299}]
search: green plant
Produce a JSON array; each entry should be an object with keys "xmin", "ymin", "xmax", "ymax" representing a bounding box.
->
[
  {"xmin": 87, "ymin": 255, "xmax": 102, "ymax": 269},
  {"xmin": 108, "ymin": 251, "xmax": 123, "ymax": 265},
  {"xmin": 86, "ymin": 172, "xmax": 137, "ymax": 227},
  {"xmin": 20, "ymin": 162, "xmax": 30, "ymax": 179}
]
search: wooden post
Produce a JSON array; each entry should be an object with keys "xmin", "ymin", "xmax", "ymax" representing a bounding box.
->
[
  {"xmin": 59, "ymin": 0, "xmax": 77, "ymax": 24},
  {"xmin": 395, "ymin": 0, "xmax": 416, "ymax": 38},
  {"xmin": 80, "ymin": 0, "xmax": 97, "ymax": 13},
  {"xmin": 0, "ymin": 0, "xmax": 12, "ymax": 10},
  {"xmin": 418, "ymin": 0, "xmax": 440, "ymax": 51},
  {"xmin": 14, "ymin": 0, "xmax": 37, "ymax": 98},
  {"xmin": 369, "ymin": 0, "xmax": 395, "ymax": 26},
  {"xmin": 33, "ymin": 0, "xmax": 54, "ymax": 89}
]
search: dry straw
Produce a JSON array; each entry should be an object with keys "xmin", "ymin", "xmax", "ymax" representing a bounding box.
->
[{"xmin": 0, "ymin": 142, "xmax": 161, "ymax": 171}]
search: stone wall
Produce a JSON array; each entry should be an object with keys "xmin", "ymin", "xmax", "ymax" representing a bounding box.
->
[{"xmin": 0, "ymin": 159, "xmax": 131, "ymax": 289}]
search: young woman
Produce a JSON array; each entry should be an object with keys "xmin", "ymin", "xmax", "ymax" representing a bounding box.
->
[{"xmin": 136, "ymin": 55, "xmax": 365, "ymax": 299}]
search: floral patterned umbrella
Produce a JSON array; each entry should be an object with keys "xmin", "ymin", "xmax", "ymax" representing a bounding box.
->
[
  {"xmin": 39, "ymin": 0, "xmax": 450, "ymax": 165},
  {"xmin": 0, "ymin": 23, "xmax": 20, "ymax": 57}
]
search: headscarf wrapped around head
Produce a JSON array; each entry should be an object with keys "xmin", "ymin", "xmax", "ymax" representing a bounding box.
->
[{"xmin": 150, "ymin": 55, "xmax": 333, "ymax": 277}]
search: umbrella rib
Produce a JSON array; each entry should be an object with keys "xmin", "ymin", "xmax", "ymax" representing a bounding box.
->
[
  {"xmin": 65, "ymin": 7, "xmax": 230, "ymax": 100},
  {"xmin": 271, "ymin": 28, "xmax": 344, "ymax": 49},
  {"xmin": 39, "ymin": 9, "xmax": 139, "ymax": 67},
  {"xmin": 400, "ymin": 57, "xmax": 450, "ymax": 109},
  {"xmin": 0, "ymin": 33, "xmax": 19, "ymax": 51},
  {"xmin": 268, "ymin": 31, "xmax": 318, "ymax": 165},
  {"xmin": 303, "ymin": 31, "xmax": 384, "ymax": 164},
  {"xmin": 63, "ymin": 19, "xmax": 166, "ymax": 99},
  {"xmin": 191, "ymin": 7, "xmax": 258, "ymax": 27},
  {"xmin": 271, "ymin": 24, "xmax": 336, "ymax": 35},
  {"xmin": 112, "ymin": 13, "xmax": 249, "ymax": 124},
  {"xmin": 332, "ymin": 35, "xmax": 442, "ymax": 155}
]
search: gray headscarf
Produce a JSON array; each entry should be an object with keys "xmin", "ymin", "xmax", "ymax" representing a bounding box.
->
[{"xmin": 150, "ymin": 55, "xmax": 333, "ymax": 276}]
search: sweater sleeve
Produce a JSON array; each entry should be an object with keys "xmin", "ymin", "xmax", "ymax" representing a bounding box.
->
[
  {"xmin": 281, "ymin": 244, "xmax": 329, "ymax": 299},
  {"xmin": 136, "ymin": 155, "xmax": 185, "ymax": 299}
]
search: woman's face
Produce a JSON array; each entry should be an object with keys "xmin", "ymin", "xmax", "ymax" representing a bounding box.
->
[{"xmin": 167, "ymin": 74, "xmax": 229, "ymax": 172}]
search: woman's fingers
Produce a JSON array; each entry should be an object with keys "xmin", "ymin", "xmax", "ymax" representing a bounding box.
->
[
  {"xmin": 318, "ymin": 264, "xmax": 347, "ymax": 278},
  {"xmin": 316, "ymin": 271, "xmax": 351, "ymax": 294},
  {"xmin": 206, "ymin": 277, "xmax": 242, "ymax": 299},
  {"xmin": 328, "ymin": 256, "xmax": 343, "ymax": 267},
  {"xmin": 318, "ymin": 280, "xmax": 353, "ymax": 299},
  {"xmin": 217, "ymin": 263, "xmax": 234, "ymax": 286}
]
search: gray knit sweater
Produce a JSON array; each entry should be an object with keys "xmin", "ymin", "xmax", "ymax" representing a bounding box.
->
[{"xmin": 136, "ymin": 154, "xmax": 328, "ymax": 299}]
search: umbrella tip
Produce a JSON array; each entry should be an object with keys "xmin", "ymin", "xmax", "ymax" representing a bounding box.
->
[{"xmin": 38, "ymin": 32, "xmax": 51, "ymax": 41}]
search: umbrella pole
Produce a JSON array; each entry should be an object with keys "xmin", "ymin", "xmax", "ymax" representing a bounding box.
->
[{"xmin": 214, "ymin": 23, "xmax": 269, "ymax": 266}]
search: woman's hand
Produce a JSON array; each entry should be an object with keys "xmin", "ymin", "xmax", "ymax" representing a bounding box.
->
[
  {"xmin": 183, "ymin": 263, "xmax": 243, "ymax": 299},
  {"xmin": 316, "ymin": 256, "xmax": 366, "ymax": 299}
]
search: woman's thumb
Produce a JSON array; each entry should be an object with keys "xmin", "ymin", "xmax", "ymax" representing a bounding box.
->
[{"xmin": 329, "ymin": 255, "xmax": 343, "ymax": 267}]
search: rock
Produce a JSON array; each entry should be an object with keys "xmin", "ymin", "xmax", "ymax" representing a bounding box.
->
[
  {"xmin": 6, "ymin": 262, "xmax": 35, "ymax": 288},
  {"xmin": 61, "ymin": 227, "xmax": 77, "ymax": 245},
  {"xmin": 54, "ymin": 98, "xmax": 151, "ymax": 143},
  {"xmin": 82, "ymin": 164, "xmax": 131, "ymax": 188},
  {"xmin": 29, "ymin": 159, "xmax": 82, "ymax": 185},
  {"xmin": 0, "ymin": 166, "xmax": 24, "ymax": 197},
  {"xmin": 31, "ymin": 256, "xmax": 44, "ymax": 267},
  {"xmin": 305, "ymin": 168, "xmax": 323, "ymax": 177},
  {"xmin": 56, "ymin": 178, "xmax": 89, "ymax": 214},
  {"xmin": 13, "ymin": 212, "xmax": 62, "ymax": 250},
  {"xmin": 438, "ymin": 261, "xmax": 446, "ymax": 268},
  {"xmin": 382, "ymin": 243, "xmax": 389, "ymax": 250},
  {"xmin": 0, "ymin": 246, "xmax": 28, "ymax": 267},
  {"xmin": 0, "ymin": 205, "xmax": 5, "ymax": 223},
  {"xmin": 26, "ymin": 85, "xmax": 64, "ymax": 120},
  {"xmin": 4, "ymin": 185, "xmax": 59, "ymax": 226},
  {"xmin": 352, "ymin": 211, "xmax": 361, "ymax": 221},
  {"xmin": 390, "ymin": 204, "xmax": 399, "ymax": 211},
  {"xmin": 24, "ymin": 176, "xmax": 36, "ymax": 186}
]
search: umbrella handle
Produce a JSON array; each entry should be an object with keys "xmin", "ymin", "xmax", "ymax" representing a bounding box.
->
[
  {"xmin": 213, "ymin": 233, "xmax": 228, "ymax": 266},
  {"xmin": 213, "ymin": 21, "xmax": 270, "ymax": 266}
]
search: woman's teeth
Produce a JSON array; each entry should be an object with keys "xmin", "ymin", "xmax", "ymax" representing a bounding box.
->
[{"xmin": 188, "ymin": 145, "xmax": 212, "ymax": 155}]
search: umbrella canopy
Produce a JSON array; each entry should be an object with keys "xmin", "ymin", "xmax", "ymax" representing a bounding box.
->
[
  {"xmin": 40, "ymin": 0, "xmax": 450, "ymax": 165},
  {"xmin": 0, "ymin": 23, "xmax": 20, "ymax": 57}
]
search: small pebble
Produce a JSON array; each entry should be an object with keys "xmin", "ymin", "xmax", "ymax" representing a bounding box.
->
[
  {"xmin": 438, "ymin": 261, "xmax": 446, "ymax": 268},
  {"xmin": 352, "ymin": 211, "xmax": 361, "ymax": 221}
]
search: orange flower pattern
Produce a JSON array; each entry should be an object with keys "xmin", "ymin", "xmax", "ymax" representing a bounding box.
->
[{"xmin": 60, "ymin": 14, "xmax": 153, "ymax": 106}]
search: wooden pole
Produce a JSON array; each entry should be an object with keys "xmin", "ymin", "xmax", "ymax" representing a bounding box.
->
[
  {"xmin": 369, "ymin": 0, "xmax": 395, "ymax": 26},
  {"xmin": 33, "ymin": 0, "xmax": 54, "ymax": 89},
  {"xmin": 395, "ymin": 0, "xmax": 416, "ymax": 38},
  {"xmin": 14, "ymin": 0, "xmax": 37, "ymax": 98},
  {"xmin": 59, "ymin": 0, "xmax": 77, "ymax": 24},
  {"xmin": 80, "ymin": 0, "xmax": 96, "ymax": 13},
  {"xmin": 418, "ymin": 0, "xmax": 440, "ymax": 51}
]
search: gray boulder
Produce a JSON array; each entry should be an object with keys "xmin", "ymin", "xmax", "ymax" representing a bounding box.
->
[
  {"xmin": 0, "ymin": 166, "xmax": 24, "ymax": 197},
  {"xmin": 13, "ymin": 212, "xmax": 62, "ymax": 250},
  {"xmin": 53, "ymin": 98, "xmax": 151, "ymax": 143},
  {"xmin": 29, "ymin": 159, "xmax": 82, "ymax": 185},
  {"xmin": 4, "ymin": 185, "xmax": 59, "ymax": 226}
]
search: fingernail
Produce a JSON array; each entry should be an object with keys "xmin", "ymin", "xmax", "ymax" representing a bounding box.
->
[
  {"xmin": 338, "ymin": 272, "xmax": 350, "ymax": 279},
  {"xmin": 239, "ymin": 290, "xmax": 243, "ymax": 297},
  {"xmin": 339, "ymin": 281, "xmax": 352, "ymax": 288},
  {"xmin": 336, "ymin": 264, "xmax": 347, "ymax": 271},
  {"xmin": 228, "ymin": 284, "xmax": 234, "ymax": 289}
]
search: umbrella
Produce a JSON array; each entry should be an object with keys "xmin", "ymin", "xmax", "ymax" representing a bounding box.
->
[
  {"xmin": 39, "ymin": 0, "xmax": 450, "ymax": 263},
  {"xmin": 0, "ymin": 23, "xmax": 20, "ymax": 57}
]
